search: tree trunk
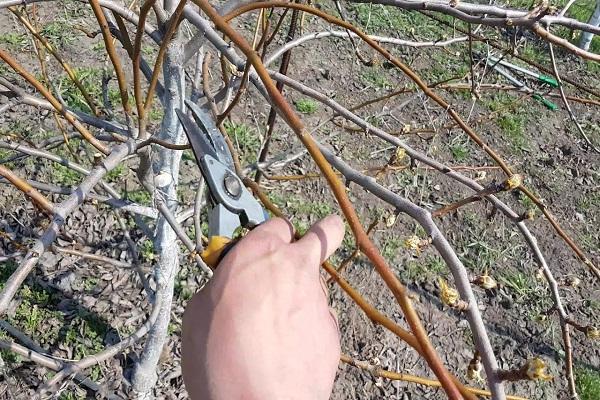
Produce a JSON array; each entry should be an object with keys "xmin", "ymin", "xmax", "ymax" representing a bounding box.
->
[
  {"xmin": 579, "ymin": 0, "xmax": 600, "ymax": 51},
  {"xmin": 131, "ymin": 31, "xmax": 186, "ymax": 398}
]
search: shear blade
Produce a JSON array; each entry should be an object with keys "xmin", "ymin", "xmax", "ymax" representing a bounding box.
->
[
  {"xmin": 183, "ymin": 99, "xmax": 235, "ymax": 169},
  {"xmin": 175, "ymin": 108, "xmax": 219, "ymax": 163}
]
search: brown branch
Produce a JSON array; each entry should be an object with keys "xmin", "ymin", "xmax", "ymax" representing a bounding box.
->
[
  {"xmin": 519, "ymin": 186, "xmax": 600, "ymax": 280},
  {"xmin": 335, "ymin": 218, "xmax": 378, "ymax": 276},
  {"xmin": 137, "ymin": 136, "xmax": 191, "ymax": 150},
  {"xmin": 0, "ymin": 165, "xmax": 54, "ymax": 214},
  {"xmin": 432, "ymin": 176, "xmax": 521, "ymax": 218},
  {"xmin": 532, "ymin": 23, "xmax": 600, "ymax": 62},
  {"xmin": 217, "ymin": 54, "xmax": 252, "ymax": 124},
  {"xmin": 112, "ymin": 12, "xmax": 135, "ymax": 57},
  {"xmin": 53, "ymin": 246, "xmax": 133, "ymax": 268},
  {"xmin": 143, "ymin": 0, "xmax": 187, "ymax": 115},
  {"xmin": 196, "ymin": 2, "xmax": 464, "ymax": 397},
  {"xmin": 89, "ymin": 0, "xmax": 131, "ymax": 116},
  {"xmin": 340, "ymin": 354, "xmax": 528, "ymax": 400},
  {"xmin": 133, "ymin": 0, "xmax": 158, "ymax": 137},
  {"xmin": 255, "ymin": 2, "xmax": 302, "ymax": 183}
]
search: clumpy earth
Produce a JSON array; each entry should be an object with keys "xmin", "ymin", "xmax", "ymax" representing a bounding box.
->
[{"xmin": 0, "ymin": 1, "xmax": 599, "ymax": 399}]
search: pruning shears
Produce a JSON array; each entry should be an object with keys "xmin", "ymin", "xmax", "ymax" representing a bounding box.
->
[
  {"xmin": 487, "ymin": 55, "xmax": 558, "ymax": 88},
  {"xmin": 485, "ymin": 55, "xmax": 558, "ymax": 111},
  {"xmin": 176, "ymin": 99, "xmax": 267, "ymax": 268}
]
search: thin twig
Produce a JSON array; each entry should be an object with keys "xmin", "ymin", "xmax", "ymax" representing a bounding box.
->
[{"xmin": 89, "ymin": 0, "xmax": 132, "ymax": 116}]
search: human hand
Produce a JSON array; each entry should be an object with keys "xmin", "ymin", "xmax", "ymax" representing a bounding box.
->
[{"xmin": 182, "ymin": 215, "xmax": 345, "ymax": 400}]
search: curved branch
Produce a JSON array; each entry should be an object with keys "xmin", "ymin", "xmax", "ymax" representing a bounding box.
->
[
  {"xmin": 316, "ymin": 144, "xmax": 505, "ymax": 398},
  {"xmin": 89, "ymin": 0, "xmax": 132, "ymax": 116},
  {"xmin": 350, "ymin": 0, "xmax": 600, "ymax": 36},
  {"xmin": 265, "ymin": 30, "xmax": 469, "ymax": 67},
  {"xmin": 192, "ymin": 1, "xmax": 464, "ymax": 398},
  {"xmin": 270, "ymin": 70, "xmax": 588, "ymax": 397}
]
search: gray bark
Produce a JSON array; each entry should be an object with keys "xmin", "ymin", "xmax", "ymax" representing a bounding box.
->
[
  {"xmin": 131, "ymin": 29, "xmax": 187, "ymax": 397},
  {"xmin": 579, "ymin": 0, "xmax": 600, "ymax": 51}
]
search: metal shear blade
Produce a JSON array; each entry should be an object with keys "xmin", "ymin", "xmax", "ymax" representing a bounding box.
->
[{"xmin": 184, "ymin": 99, "xmax": 234, "ymax": 168}]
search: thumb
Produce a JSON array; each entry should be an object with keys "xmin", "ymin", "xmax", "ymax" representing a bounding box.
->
[{"xmin": 292, "ymin": 215, "xmax": 345, "ymax": 268}]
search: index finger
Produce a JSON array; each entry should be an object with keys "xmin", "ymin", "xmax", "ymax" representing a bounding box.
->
[{"xmin": 292, "ymin": 215, "xmax": 345, "ymax": 268}]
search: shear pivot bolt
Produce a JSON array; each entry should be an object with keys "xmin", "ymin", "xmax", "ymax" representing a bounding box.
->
[{"xmin": 224, "ymin": 173, "xmax": 242, "ymax": 198}]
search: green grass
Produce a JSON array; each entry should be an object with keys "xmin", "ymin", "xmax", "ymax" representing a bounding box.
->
[
  {"xmin": 140, "ymin": 239, "xmax": 155, "ymax": 262},
  {"xmin": 41, "ymin": 20, "xmax": 76, "ymax": 47},
  {"xmin": 519, "ymin": 193, "xmax": 536, "ymax": 210},
  {"xmin": 499, "ymin": 270, "xmax": 536, "ymax": 300},
  {"xmin": 62, "ymin": 310, "xmax": 108, "ymax": 381},
  {"xmin": 56, "ymin": 67, "xmax": 99, "ymax": 113},
  {"xmin": 267, "ymin": 192, "xmax": 334, "ymax": 234},
  {"xmin": 0, "ymin": 61, "xmax": 13, "ymax": 78},
  {"xmin": 55, "ymin": 67, "xmax": 121, "ymax": 113},
  {"xmin": 576, "ymin": 367, "xmax": 600, "ymax": 400},
  {"xmin": 106, "ymin": 164, "xmax": 125, "ymax": 183},
  {"xmin": 83, "ymin": 277, "xmax": 98, "ymax": 291},
  {"xmin": 149, "ymin": 107, "xmax": 165, "ymax": 122},
  {"xmin": 59, "ymin": 392, "xmax": 86, "ymax": 400},
  {"xmin": 286, "ymin": 197, "xmax": 333, "ymax": 218},
  {"xmin": 1, "ymin": 261, "xmax": 109, "ymax": 386},
  {"xmin": 484, "ymin": 93, "xmax": 530, "ymax": 152},
  {"xmin": 577, "ymin": 192, "xmax": 600, "ymax": 211},
  {"xmin": 366, "ymin": 114, "xmax": 385, "ymax": 128},
  {"xmin": 0, "ymin": 32, "xmax": 28, "ymax": 49},
  {"xmin": 295, "ymin": 98, "xmax": 318, "ymax": 114},
  {"xmin": 54, "ymin": 163, "xmax": 81, "ymax": 186},
  {"xmin": 450, "ymin": 138, "xmax": 471, "ymax": 162},
  {"xmin": 361, "ymin": 67, "xmax": 392, "ymax": 90},
  {"xmin": 91, "ymin": 41, "xmax": 106, "ymax": 52},
  {"xmin": 6, "ymin": 279, "xmax": 64, "ymax": 346},
  {"xmin": 580, "ymin": 232, "xmax": 599, "ymax": 251},
  {"xmin": 125, "ymin": 189, "xmax": 152, "ymax": 206},
  {"xmin": 498, "ymin": 114, "xmax": 527, "ymax": 151},
  {"xmin": 402, "ymin": 256, "xmax": 448, "ymax": 282},
  {"xmin": 423, "ymin": 52, "xmax": 470, "ymax": 83},
  {"xmin": 463, "ymin": 240, "xmax": 504, "ymax": 273},
  {"xmin": 350, "ymin": 3, "xmax": 449, "ymax": 37},
  {"xmin": 224, "ymin": 121, "xmax": 260, "ymax": 165},
  {"xmin": 584, "ymin": 298, "xmax": 600, "ymax": 311},
  {"xmin": 382, "ymin": 237, "xmax": 403, "ymax": 260}
]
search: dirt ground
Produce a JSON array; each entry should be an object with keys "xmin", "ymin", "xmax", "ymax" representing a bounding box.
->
[{"xmin": 0, "ymin": 1, "xmax": 599, "ymax": 399}]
